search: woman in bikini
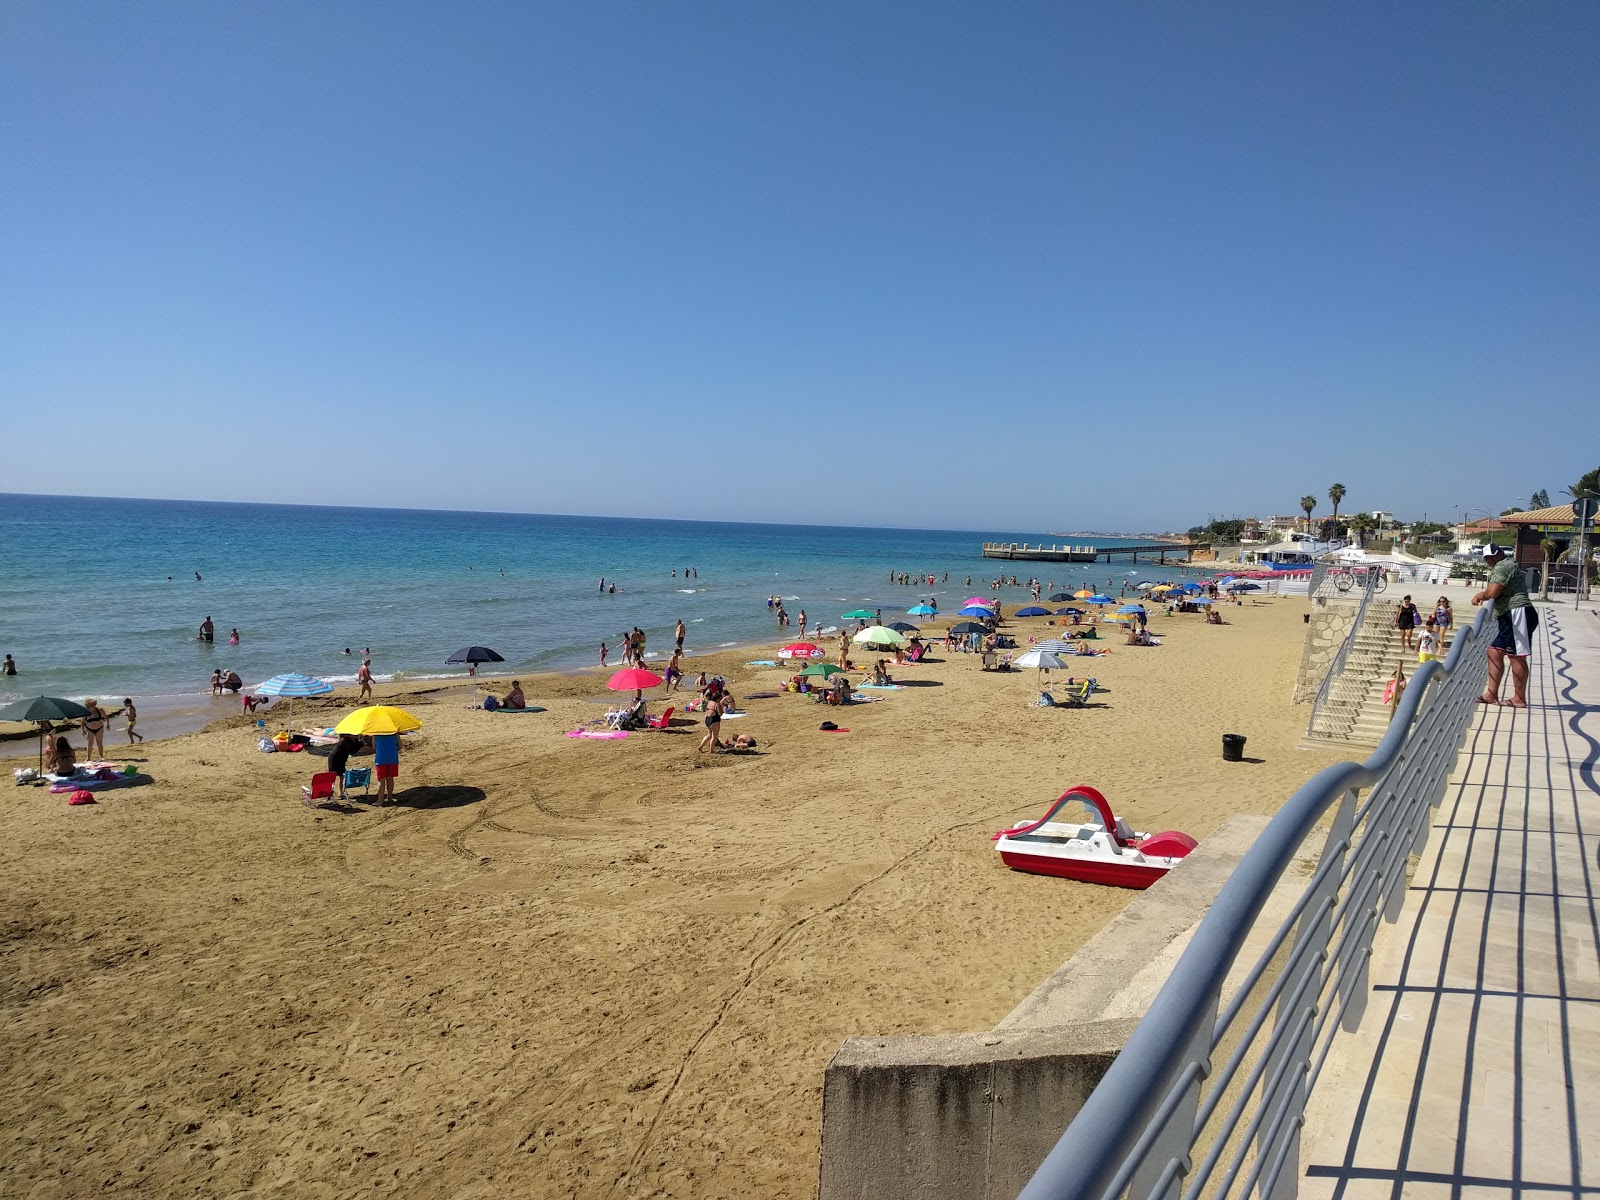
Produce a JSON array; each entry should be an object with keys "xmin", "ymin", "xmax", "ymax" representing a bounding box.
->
[
  {"xmin": 81, "ymin": 700, "xmax": 107, "ymax": 760},
  {"xmin": 697, "ymin": 692, "xmax": 725, "ymax": 753}
]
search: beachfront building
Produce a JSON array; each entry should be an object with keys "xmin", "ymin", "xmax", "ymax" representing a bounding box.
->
[{"xmin": 1497, "ymin": 503, "xmax": 1597, "ymax": 594}]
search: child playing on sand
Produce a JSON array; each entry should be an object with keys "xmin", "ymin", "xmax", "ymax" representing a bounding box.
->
[{"xmin": 123, "ymin": 698, "xmax": 143, "ymax": 743}]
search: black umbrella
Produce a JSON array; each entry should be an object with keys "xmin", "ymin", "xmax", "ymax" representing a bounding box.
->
[
  {"xmin": 0, "ymin": 695, "xmax": 92, "ymax": 773},
  {"xmin": 949, "ymin": 621, "xmax": 986, "ymax": 634},
  {"xmin": 1054, "ymin": 607, "xmax": 1085, "ymax": 615},
  {"xmin": 446, "ymin": 646, "xmax": 505, "ymax": 705},
  {"xmin": 1048, "ymin": 592, "xmax": 1074, "ymax": 602},
  {"xmin": 887, "ymin": 621, "xmax": 920, "ymax": 632},
  {"xmin": 446, "ymin": 646, "xmax": 505, "ymax": 666}
]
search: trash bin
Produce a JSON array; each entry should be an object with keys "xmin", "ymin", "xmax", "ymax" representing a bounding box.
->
[{"xmin": 1222, "ymin": 734, "xmax": 1246, "ymax": 762}]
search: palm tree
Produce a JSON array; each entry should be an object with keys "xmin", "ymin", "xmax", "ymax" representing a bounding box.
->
[
  {"xmin": 1300, "ymin": 495, "xmax": 1317, "ymax": 534},
  {"xmin": 1348, "ymin": 513, "xmax": 1375, "ymax": 548},
  {"xmin": 1328, "ymin": 483, "xmax": 1346, "ymax": 532},
  {"xmin": 1539, "ymin": 537, "xmax": 1558, "ymax": 601}
]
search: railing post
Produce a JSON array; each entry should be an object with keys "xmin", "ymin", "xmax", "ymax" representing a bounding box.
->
[
  {"xmin": 1254, "ymin": 787, "xmax": 1350, "ymax": 1200},
  {"xmin": 1128, "ymin": 1010, "xmax": 1215, "ymax": 1200}
]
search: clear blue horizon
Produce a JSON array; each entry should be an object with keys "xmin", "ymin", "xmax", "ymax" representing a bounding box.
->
[{"xmin": 3, "ymin": 3, "xmax": 1595, "ymax": 530}]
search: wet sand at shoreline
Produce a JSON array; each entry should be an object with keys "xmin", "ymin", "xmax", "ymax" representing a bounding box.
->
[{"xmin": 1, "ymin": 599, "xmax": 1345, "ymax": 1198}]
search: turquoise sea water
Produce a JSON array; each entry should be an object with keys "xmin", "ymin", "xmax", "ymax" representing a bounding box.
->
[{"xmin": 0, "ymin": 494, "xmax": 1204, "ymax": 706}]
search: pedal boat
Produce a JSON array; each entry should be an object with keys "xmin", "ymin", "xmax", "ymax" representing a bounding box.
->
[{"xmin": 990, "ymin": 785, "xmax": 1197, "ymax": 889}]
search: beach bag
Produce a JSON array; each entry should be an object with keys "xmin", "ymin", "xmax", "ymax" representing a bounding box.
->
[
  {"xmin": 68, "ymin": 789, "xmax": 96, "ymax": 806},
  {"xmin": 483, "ymin": 695, "xmax": 500, "ymax": 711},
  {"xmin": 258, "ymin": 737, "xmax": 277, "ymax": 753}
]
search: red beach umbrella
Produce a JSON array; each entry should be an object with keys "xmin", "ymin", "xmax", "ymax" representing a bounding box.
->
[
  {"xmin": 607, "ymin": 668, "xmax": 664, "ymax": 691},
  {"xmin": 778, "ymin": 643, "xmax": 824, "ymax": 659}
]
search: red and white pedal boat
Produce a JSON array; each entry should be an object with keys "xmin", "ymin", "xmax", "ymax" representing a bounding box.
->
[{"xmin": 991, "ymin": 785, "xmax": 1197, "ymax": 889}]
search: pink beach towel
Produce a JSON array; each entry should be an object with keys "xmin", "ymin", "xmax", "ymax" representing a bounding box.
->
[{"xmin": 564, "ymin": 729, "xmax": 630, "ymax": 740}]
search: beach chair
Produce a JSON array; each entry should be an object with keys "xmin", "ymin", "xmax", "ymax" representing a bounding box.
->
[
  {"xmin": 302, "ymin": 771, "xmax": 339, "ymax": 807},
  {"xmin": 647, "ymin": 706, "xmax": 675, "ymax": 730},
  {"xmin": 343, "ymin": 766, "xmax": 372, "ymax": 797},
  {"xmin": 981, "ymin": 651, "xmax": 998, "ymax": 671},
  {"xmin": 1058, "ymin": 678, "xmax": 1098, "ymax": 708}
]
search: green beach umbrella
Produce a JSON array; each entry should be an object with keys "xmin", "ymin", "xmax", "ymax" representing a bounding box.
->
[
  {"xmin": 0, "ymin": 695, "xmax": 92, "ymax": 773},
  {"xmin": 799, "ymin": 662, "xmax": 845, "ymax": 678},
  {"xmin": 852, "ymin": 625, "xmax": 906, "ymax": 646},
  {"xmin": 842, "ymin": 609, "xmax": 876, "ymax": 620}
]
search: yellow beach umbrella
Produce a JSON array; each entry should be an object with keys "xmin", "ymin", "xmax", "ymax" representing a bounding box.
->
[
  {"xmin": 1073, "ymin": 588, "xmax": 1095, "ymax": 599},
  {"xmin": 1102, "ymin": 611, "xmax": 1136, "ymax": 622},
  {"xmin": 1149, "ymin": 584, "xmax": 1177, "ymax": 593},
  {"xmin": 335, "ymin": 705, "xmax": 423, "ymax": 736}
]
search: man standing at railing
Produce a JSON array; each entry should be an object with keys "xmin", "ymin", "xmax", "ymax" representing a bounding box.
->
[{"xmin": 1471, "ymin": 543, "xmax": 1537, "ymax": 708}]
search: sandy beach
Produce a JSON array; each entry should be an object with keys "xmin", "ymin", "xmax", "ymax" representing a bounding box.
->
[{"xmin": 1, "ymin": 598, "xmax": 1346, "ymax": 1198}]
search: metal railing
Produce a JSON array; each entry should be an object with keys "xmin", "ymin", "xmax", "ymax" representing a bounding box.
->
[
  {"xmin": 1304, "ymin": 567, "xmax": 1384, "ymax": 740},
  {"xmin": 1017, "ymin": 604, "xmax": 1491, "ymax": 1200}
]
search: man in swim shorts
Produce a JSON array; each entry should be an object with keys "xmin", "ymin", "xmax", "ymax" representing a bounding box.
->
[{"xmin": 1471, "ymin": 543, "xmax": 1538, "ymax": 708}]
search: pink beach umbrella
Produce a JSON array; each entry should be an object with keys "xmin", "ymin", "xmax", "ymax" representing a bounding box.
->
[
  {"xmin": 778, "ymin": 642, "xmax": 824, "ymax": 659},
  {"xmin": 607, "ymin": 666, "xmax": 665, "ymax": 703}
]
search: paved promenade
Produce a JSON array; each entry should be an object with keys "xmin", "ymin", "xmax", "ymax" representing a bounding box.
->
[{"xmin": 1303, "ymin": 604, "xmax": 1600, "ymax": 1198}]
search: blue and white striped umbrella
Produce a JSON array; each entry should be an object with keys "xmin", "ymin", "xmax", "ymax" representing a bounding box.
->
[{"xmin": 255, "ymin": 673, "xmax": 334, "ymax": 697}]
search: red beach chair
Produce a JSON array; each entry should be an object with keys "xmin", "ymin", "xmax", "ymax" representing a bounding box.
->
[{"xmin": 647, "ymin": 707, "xmax": 676, "ymax": 730}]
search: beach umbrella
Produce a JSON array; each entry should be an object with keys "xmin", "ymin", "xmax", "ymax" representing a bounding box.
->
[
  {"xmin": 607, "ymin": 668, "xmax": 663, "ymax": 691},
  {"xmin": 842, "ymin": 609, "xmax": 876, "ymax": 620},
  {"xmin": 1086, "ymin": 595, "xmax": 1116, "ymax": 605},
  {"xmin": 1117, "ymin": 605, "xmax": 1146, "ymax": 614},
  {"xmin": 852, "ymin": 625, "xmax": 906, "ymax": 646},
  {"xmin": 1102, "ymin": 611, "xmax": 1136, "ymax": 622},
  {"xmin": 1135, "ymin": 582, "xmax": 1154, "ymax": 590},
  {"xmin": 446, "ymin": 645, "xmax": 505, "ymax": 704},
  {"xmin": 255, "ymin": 672, "xmax": 334, "ymax": 725},
  {"xmin": 1074, "ymin": 588, "xmax": 1095, "ymax": 599},
  {"xmin": 1054, "ymin": 607, "xmax": 1085, "ymax": 616},
  {"xmin": 1030, "ymin": 640, "xmax": 1077, "ymax": 652},
  {"xmin": 887, "ymin": 621, "xmax": 920, "ymax": 632},
  {"xmin": 906, "ymin": 604, "xmax": 937, "ymax": 616},
  {"xmin": 1191, "ymin": 596, "xmax": 1213, "ymax": 605},
  {"xmin": 957, "ymin": 605, "xmax": 996, "ymax": 618},
  {"xmin": 1181, "ymin": 582, "xmax": 1205, "ymax": 593},
  {"xmin": 1149, "ymin": 584, "xmax": 1177, "ymax": 593},
  {"xmin": 949, "ymin": 621, "xmax": 986, "ymax": 635},
  {"xmin": 1014, "ymin": 606, "xmax": 1051, "ymax": 617},
  {"xmin": 0, "ymin": 695, "xmax": 92, "ymax": 773},
  {"xmin": 778, "ymin": 643, "xmax": 824, "ymax": 660},
  {"xmin": 964, "ymin": 597, "xmax": 995, "ymax": 607},
  {"xmin": 1048, "ymin": 592, "xmax": 1074, "ymax": 602},
  {"xmin": 1230, "ymin": 582, "xmax": 1263, "ymax": 592},
  {"xmin": 446, "ymin": 645, "xmax": 505, "ymax": 667},
  {"xmin": 334, "ymin": 705, "xmax": 423, "ymax": 736},
  {"xmin": 798, "ymin": 662, "xmax": 845, "ymax": 678},
  {"xmin": 1014, "ymin": 649, "xmax": 1068, "ymax": 675},
  {"xmin": 607, "ymin": 666, "xmax": 664, "ymax": 702}
]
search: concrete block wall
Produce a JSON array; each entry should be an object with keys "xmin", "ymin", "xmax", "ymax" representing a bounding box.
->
[{"xmin": 818, "ymin": 815, "xmax": 1270, "ymax": 1200}]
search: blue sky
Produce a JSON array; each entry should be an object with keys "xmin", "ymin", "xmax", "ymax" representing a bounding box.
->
[{"xmin": 3, "ymin": 3, "xmax": 1595, "ymax": 532}]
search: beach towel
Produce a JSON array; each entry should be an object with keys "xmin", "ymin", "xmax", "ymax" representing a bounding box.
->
[
  {"xmin": 49, "ymin": 773, "xmax": 153, "ymax": 794},
  {"xmin": 564, "ymin": 729, "xmax": 629, "ymax": 739},
  {"xmin": 488, "ymin": 706, "xmax": 546, "ymax": 714},
  {"xmin": 744, "ymin": 692, "xmax": 780, "ymax": 700},
  {"xmin": 745, "ymin": 660, "xmax": 778, "ymax": 667},
  {"xmin": 858, "ymin": 683, "xmax": 905, "ymax": 690}
]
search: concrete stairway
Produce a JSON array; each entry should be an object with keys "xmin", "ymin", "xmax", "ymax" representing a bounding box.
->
[{"xmin": 1305, "ymin": 609, "xmax": 1461, "ymax": 748}]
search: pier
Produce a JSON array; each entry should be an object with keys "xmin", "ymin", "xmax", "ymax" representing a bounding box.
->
[{"xmin": 981, "ymin": 540, "xmax": 1208, "ymax": 564}]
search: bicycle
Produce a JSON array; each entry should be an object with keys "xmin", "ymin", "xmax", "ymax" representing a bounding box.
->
[{"xmin": 1329, "ymin": 566, "xmax": 1386, "ymax": 594}]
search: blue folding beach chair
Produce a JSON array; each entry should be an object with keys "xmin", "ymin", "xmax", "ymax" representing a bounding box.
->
[{"xmin": 344, "ymin": 766, "xmax": 372, "ymax": 797}]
